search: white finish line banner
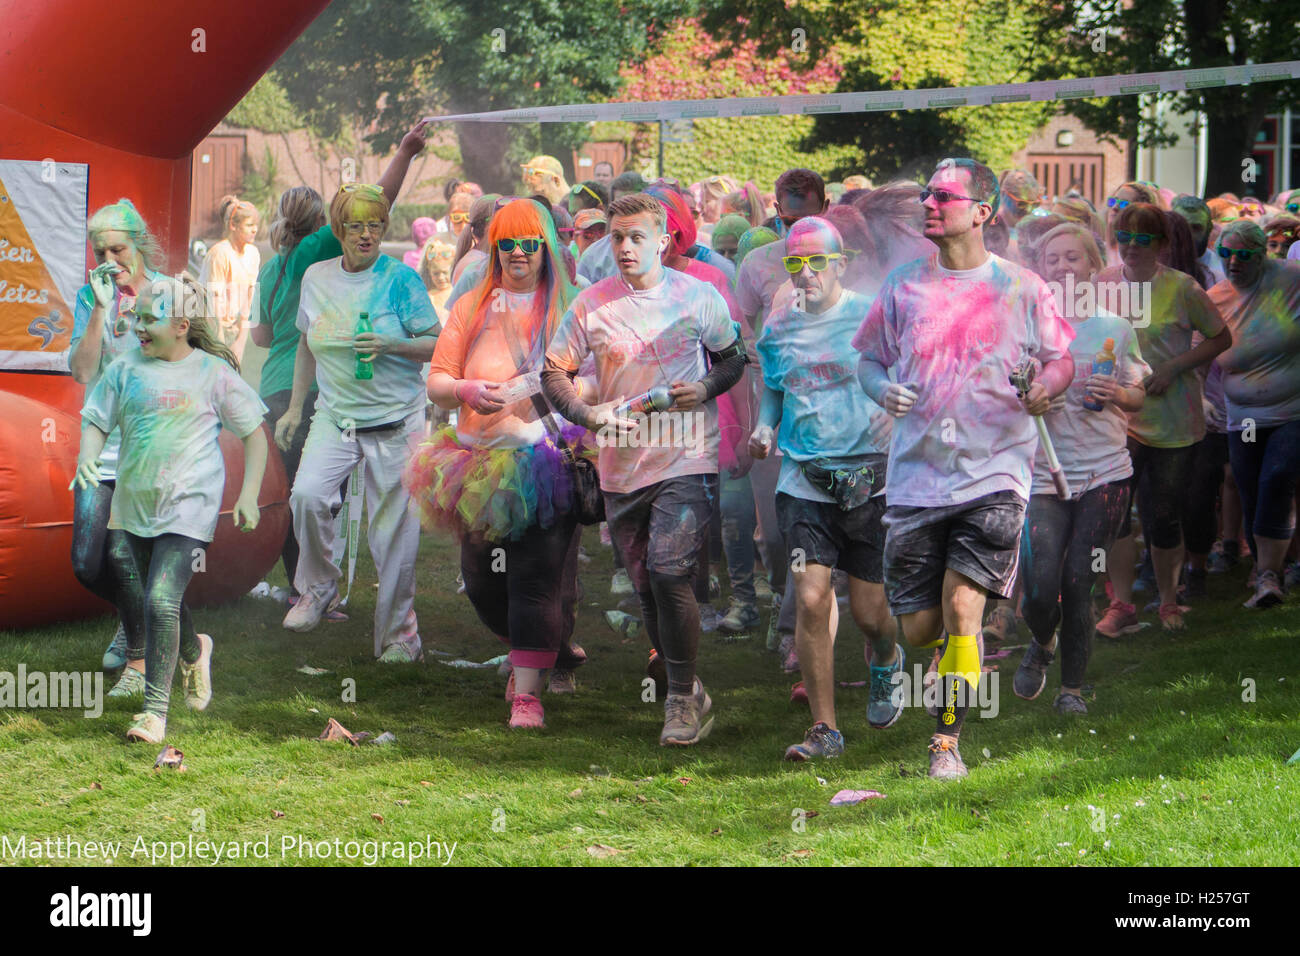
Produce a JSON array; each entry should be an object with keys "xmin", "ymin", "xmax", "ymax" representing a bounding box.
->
[{"xmin": 424, "ymin": 61, "xmax": 1300, "ymax": 124}]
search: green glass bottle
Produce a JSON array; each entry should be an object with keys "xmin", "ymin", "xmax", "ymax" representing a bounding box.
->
[{"xmin": 355, "ymin": 312, "xmax": 373, "ymax": 380}]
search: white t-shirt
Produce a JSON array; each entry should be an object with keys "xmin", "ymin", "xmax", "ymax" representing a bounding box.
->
[
  {"xmin": 852, "ymin": 253, "xmax": 1075, "ymax": 507},
  {"xmin": 756, "ymin": 288, "xmax": 887, "ymax": 502},
  {"xmin": 1032, "ymin": 312, "xmax": 1150, "ymax": 496},
  {"xmin": 734, "ymin": 237, "xmax": 789, "ymax": 330},
  {"xmin": 81, "ymin": 349, "xmax": 267, "ymax": 541},
  {"xmin": 297, "ymin": 255, "xmax": 439, "ymax": 430},
  {"xmin": 1199, "ymin": 247, "xmax": 1227, "ymax": 286},
  {"xmin": 69, "ymin": 271, "xmax": 165, "ymax": 480},
  {"xmin": 546, "ymin": 268, "xmax": 740, "ymax": 494}
]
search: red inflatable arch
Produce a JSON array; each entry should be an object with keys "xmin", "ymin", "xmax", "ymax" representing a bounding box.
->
[{"xmin": 0, "ymin": 0, "xmax": 331, "ymax": 629}]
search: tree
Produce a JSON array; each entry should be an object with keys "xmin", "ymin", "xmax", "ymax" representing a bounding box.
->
[
  {"xmin": 699, "ymin": 0, "xmax": 1058, "ymax": 181},
  {"xmin": 267, "ymin": 0, "xmax": 687, "ymax": 193},
  {"xmin": 1026, "ymin": 0, "xmax": 1300, "ymax": 197}
]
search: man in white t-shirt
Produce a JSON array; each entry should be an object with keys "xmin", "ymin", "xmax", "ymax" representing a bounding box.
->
[
  {"xmin": 853, "ymin": 158, "xmax": 1075, "ymax": 780},
  {"xmin": 543, "ymin": 193, "xmax": 748, "ymax": 747}
]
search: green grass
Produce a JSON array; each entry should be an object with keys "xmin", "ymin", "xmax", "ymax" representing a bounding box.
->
[{"xmin": 2, "ymin": 529, "xmax": 1298, "ymax": 867}]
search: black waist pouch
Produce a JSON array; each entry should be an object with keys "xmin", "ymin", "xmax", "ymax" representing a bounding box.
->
[{"xmin": 799, "ymin": 454, "xmax": 885, "ymax": 511}]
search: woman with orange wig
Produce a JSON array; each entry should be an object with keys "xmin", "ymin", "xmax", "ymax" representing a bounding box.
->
[{"xmin": 405, "ymin": 199, "xmax": 595, "ymax": 729}]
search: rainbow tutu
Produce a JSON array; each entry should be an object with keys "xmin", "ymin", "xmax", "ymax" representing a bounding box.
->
[{"xmin": 403, "ymin": 423, "xmax": 598, "ymax": 542}]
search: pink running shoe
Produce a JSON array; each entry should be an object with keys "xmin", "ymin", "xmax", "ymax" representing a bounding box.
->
[
  {"xmin": 790, "ymin": 680, "xmax": 808, "ymax": 705},
  {"xmin": 508, "ymin": 692, "xmax": 545, "ymax": 729},
  {"xmin": 1095, "ymin": 600, "xmax": 1141, "ymax": 639}
]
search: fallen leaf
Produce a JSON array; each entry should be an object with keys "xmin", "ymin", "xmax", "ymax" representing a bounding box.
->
[
  {"xmin": 709, "ymin": 828, "xmax": 722, "ymax": 835},
  {"xmin": 677, "ymin": 777, "xmax": 692, "ymax": 784},
  {"xmin": 90, "ymin": 782, "xmax": 102, "ymax": 791},
  {"xmin": 815, "ymin": 776, "xmax": 827, "ymax": 786},
  {"xmin": 804, "ymin": 810, "xmax": 820, "ymax": 819},
  {"xmin": 395, "ymin": 800, "xmax": 410, "ymax": 807},
  {"xmin": 420, "ymin": 781, "xmax": 433, "ymax": 786},
  {"xmin": 272, "ymin": 810, "xmax": 285, "ymax": 819},
  {"xmin": 372, "ymin": 732, "xmax": 396, "ymax": 745},
  {"xmin": 587, "ymin": 843, "xmax": 623, "ymax": 858},
  {"xmin": 371, "ymin": 813, "xmax": 385, "ymax": 823},
  {"xmin": 634, "ymin": 794, "xmax": 648, "ymax": 804},
  {"xmin": 296, "ymin": 665, "xmax": 329, "ymax": 676},
  {"xmin": 316, "ymin": 718, "xmax": 358, "ymax": 745},
  {"xmin": 830, "ymin": 789, "xmax": 886, "ymax": 806},
  {"xmin": 568, "ymin": 788, "xmax": 583, "ymax": 798},
  {"xmin": 785, "ymin": 849, "xmax": 814, "ymax": 860}
]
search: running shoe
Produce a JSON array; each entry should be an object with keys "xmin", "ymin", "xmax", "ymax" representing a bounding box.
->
[
  {"xmin": 659, "ymin": 678, "xmax": 713, "ymax": 746},
  {"xmin": 927, "ymin": 733, "xmax": 968, "ymax": 780},
  {"xmin": 783, "ymin": 721, "xmax": 844, "ymax": 761},
  {"xmin": 1247, "ymin": 569, "xmax": 1285, "ymax": 609},
  {"xmin": 1013, "ymin": 637, "xmax": 1056, "ymax": 701},
  {"xmin": 179, "ymin": 633, "xmax": 213, "ymax": 711},
  {"xmin": 610, "ymin": 568, "xmax": 634, "ymax": 596},
  {"xmin": 107, "ymin": 666, "xmax": 145, "ymax": 699},
  {"xmin": 1284, "ymin": 562, "xmax": 1300, "ymax": 590},
  {"xmin": 102, "ymin": 621, "xmax": 128, "ymax": 671},
  {"xmin": 790, "ymin": 680, "xmax": 808, "ymax": 705},
  {"xmin": 718, "ymin": 600, "xmax": 760, "ymax": 634},
  {"xmin": 1053, "ymin": 691, "xmax": 1088, "ymax": 715},
  {"xmin": 868, "ymin": 643, "xmax": 906, "ymax": 729},
  {"xmin": 698, "ymin": 602, "xmax": 720, "ymax": 633},
  {"xmin": 126, "ymin": 712, "xmax": 166, "ymax": 744},
  {"xmin": 282, "ymin": 586, "xmax": 332, "ymax": 632},
  {"xmin": 754, "ymin": 575, "xmax": 774, "ymax": 603},
  {"xmin": 1095, "ymin": 600, "xmax": 1141, "ymax": 639},
  {"xmin": 509, "ymin": 693, "xmax": 545, "ymax": 729},
  {"xmin": 377, "ymin": 643, "xmax": 423, "ymax": 663},
  {"xmin": 548, "ymin": 667, "xmax": 577, "ymax": 694},
  {"xmin": 646, "ymin": 648, "xmax": 667, "ymax": 700},
  {"xmin": 604, "ymin": 609, "xmax": 641, "ymax": 638}
]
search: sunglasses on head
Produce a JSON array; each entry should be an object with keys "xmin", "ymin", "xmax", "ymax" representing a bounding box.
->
[
  {"xmin": 1106, "ymin": 197, "xmax": 1131, "ymax": 210},
  {"xmin": 919, "ymin": 188, "xmax": 985, "ymax": 205},
  {"xmin": 340, "ymin": 183, "xmax": 384, "ymax": 197},
  {"xmin": 1115, "ymin": 230, "xmax": 1160, "ymax": 246},
  {"xmin": 449, "ymin": 212, "xmax": 470, "ymax": 224},
  {"xmin": 782, "ymin": 253, "xmax": 842, "ymax": 274},
  {"xmin": 1216, "ymin": 245, "xmax": 1259, "ymax": 261},
  {"xmin": 570, "ymin": 183, "xmax": 602, "ymax": 204},
  {"xmin": 497, "ymin": 237, "xmax": 543, "ymax": 254}
]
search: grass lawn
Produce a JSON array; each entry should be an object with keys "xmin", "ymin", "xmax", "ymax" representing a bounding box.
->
[{"xmin": 1, "ymin": 523, "xmax": 1298, "ymax": 867}]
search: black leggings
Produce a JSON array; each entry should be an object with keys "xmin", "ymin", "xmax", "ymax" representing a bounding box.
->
[
  {"xmin": 71, "ymin": 479, "xmax": 118, "ymax": 603},
  {"xmin": 1021, "ymin": 481, "xmax": 1131, "ymax": 688},
  {"xmin": 1183, "ymin": 434, "xmax": 1229, "ymax": 556},
  {"xmin": 636, "ymin": 574, "xmax": 702, "ymax": 697},
  {"xmin": 1229, "ymin": 420, "xmax": 1300, "ymax": 555},
  {"xmin": 460, "ymin": 517, "xmax": 583, "ymax": 670},
  {"xmin": 1123, "ymin": 438, "xmax": 1194, "ymax": 549},
  {"xmin": 263, "ymin": 389, "xmax": 318, "ymax": 590},
  {"xmin": 106, "ymin": 531, "xmax": 203, "ymax": 718}
]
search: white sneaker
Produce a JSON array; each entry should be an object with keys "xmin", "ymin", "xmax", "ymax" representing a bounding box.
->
[
  {"xmin": 180, "ymin": 633, "xmax": 214, "ymax": 711},
  {"xmin": 126, "ymin": 712, "xmax": 166, "ymax": 744},
  {"xmin": 283, "ymin": 588, "xmax": 332, "ymax": 632}
]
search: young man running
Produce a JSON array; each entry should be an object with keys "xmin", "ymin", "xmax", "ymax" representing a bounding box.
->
[
  {"xmin": 749, "ymin": 217, "xmax": 902, "ymax": 761},
  {"xmin": 854, "ymin": 158, "xmax": 1075, "ymax": 779},
  {"xmin": 542, "ymin": 193, "xmax": 748, "ymax": 746}
]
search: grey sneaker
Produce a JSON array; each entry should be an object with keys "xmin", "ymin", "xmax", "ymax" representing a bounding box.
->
[
  {"xmin": 659, "ymin": 678, "xmax": 714, "ymax": 746},
  {"xmin": 868, "ymin": 643, "xmax": 906, "ymax": 729},
  {"xmin": 927, "ymin": 733, "xmax": 968, "ymax": 780},
  {"xmin": 1249, "ymin": 569, "xmax": 1285, "ymax": 609},
  {"xmin": 1053, "ymin": 691, "xmax": 1088, "ymax": 715},
  {"xmin": 102, "ymin": 621, "xmax": 128, "ymax": 671},
  {"xmin": 982, "ymin": 605, "xmax": 1018, "ymax": 643},
  {"xmin": 179, "ymin": 633, "xmax": 214, "ymax": 711},
  {"xmin": 610, "ymin": 568, "xmax": 634, "ymax": 596},
  {"xmin": 718, "ymin": 601, "xmax": 760, "ymax": 634},
  {"xmin": 1013, "ymin": 637, "xmax": 1056, "ymax": 701},
  {"xmin": 107, "ymin": 666, "xmax": 145, "ymax": 699},
  {"xmin": 698, "ymin": 602, "xmax": 719, "ymax": 633},
  {"xmin": 783, "ymin": 721, "xmax": 845, "ymax": 761}
]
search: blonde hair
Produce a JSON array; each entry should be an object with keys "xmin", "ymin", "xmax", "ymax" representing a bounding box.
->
[
  {"xmin": 219, "ymin": 194, "xmax": 259, "ymax": 232},
  {"xmin": 87, "ymin": 198, "xmax": 165, "ymax": 274},
  {"xmin": 270, "ymin": 186, "xmax": 323, "ymax": 254},
  {"xmin": 1051, "ymin": 196, "xmax": 1106, "ymax": 245},
  {"xmin": 417, "ymin": 237, "xmax": 456, "ymax": 289},
  {"xmin": 140, "ymin": 275, "xmax": 240, "ymax": 371},
  {"xmin": 702, "ymin": 175, "xmax": 738, "ymax": 202},
  {"xmin": 1036, "ymin": 222, "xmax": 1106, "ymax": 277},
  {"xmin": 724, "ymin": 182, "xmax": 766, "ymax": 228},
  {"xmin": 328, "ymin": 184, "xmax": 391, "ymax": 243}
]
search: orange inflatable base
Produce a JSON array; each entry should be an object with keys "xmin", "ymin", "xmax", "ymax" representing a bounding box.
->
[{"xmin": 0, "ymin": 373, "xmax": 290, "ymax": 631}]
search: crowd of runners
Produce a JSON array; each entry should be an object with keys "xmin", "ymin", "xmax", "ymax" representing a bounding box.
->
[{"xmin": 67, "ymin": 118, "xmax": 1300, "ymax": 779}]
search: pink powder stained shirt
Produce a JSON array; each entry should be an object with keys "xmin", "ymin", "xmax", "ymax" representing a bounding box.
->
[
  {"xmin": 852, "ymin": 253, "xmax": 1075, "ymax": 507},
  {"xmin": 546, "ymin": 268, "xmax": 741, "ymax": 494},
  {"xmin": 1208, "ymin": 261, "xmax": 1300, "ymax": 430}
]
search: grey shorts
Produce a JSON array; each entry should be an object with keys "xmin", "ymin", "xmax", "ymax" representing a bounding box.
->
[
  {"xmin": 882, "ymin": 490, "xmax": 1026, "ymax": 616},
  {"xmin": 776, "ymin": 492, "xmax": 886, "ymax": 583},
  {"xmin": 604, "ymin": 474, "xmax": 718, "ymax": 592}
]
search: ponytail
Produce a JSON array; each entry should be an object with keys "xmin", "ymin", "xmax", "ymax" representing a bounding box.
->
[{"xmin": 141, "ymin": 275, "xmax": 240, "ymax": 372}]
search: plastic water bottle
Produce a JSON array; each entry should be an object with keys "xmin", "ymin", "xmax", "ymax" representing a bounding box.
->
[
  {"xmin": 615, "ymin": 384, "xmax": 673, "ymax": 418},
  {"xmin": 1083, "ymin": 337, "xmax": 1116, "ymax": 411},
  {"xmin": 355, "ymin": 312, "xmax": 373, "ymax": 380}
]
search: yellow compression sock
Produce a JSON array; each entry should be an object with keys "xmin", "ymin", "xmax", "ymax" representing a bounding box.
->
[{"xmin": 936, "ymin": 633, "xmax": 981, "ymax": 690}]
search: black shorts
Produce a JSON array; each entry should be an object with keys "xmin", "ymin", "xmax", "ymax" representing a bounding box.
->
[
  {"xmin": 603, "ymin": 474, "xmax": 718, "ymax": 592},
  {"xmin": 776, "ymin": 492, "xmax": 886, "ymax": 583},
  {"xmin": 882, "ymin": 490, "xmax": 1027, "ymax": 616}
]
